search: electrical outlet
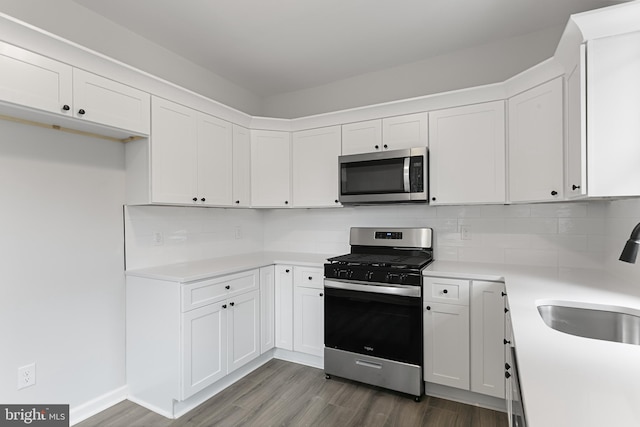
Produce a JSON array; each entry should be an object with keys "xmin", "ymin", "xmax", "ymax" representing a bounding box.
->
[
  {"xmin": 234, "ymin": 226, "xmax": 242, "ymax": 240},
  {"xmin": 153, "ymin": 231, "xmax": 164, "ymax": 246},
  {"xmin": 460, "ymin": 225, "xmax": 472, "ymax": 241},
  {"xmin": 18, "ymin": 363, "xmax": 36, "ymax": 390}
]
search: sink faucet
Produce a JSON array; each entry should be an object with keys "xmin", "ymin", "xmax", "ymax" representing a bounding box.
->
[{"xmin": 620, "ymin": 222, "xmax": 640, "ymax": 263}]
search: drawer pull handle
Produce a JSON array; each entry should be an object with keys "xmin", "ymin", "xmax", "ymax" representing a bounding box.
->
[
  {"xmin": 501, "ymin": 292, "xmax": 507, "ymax": 297},
  {"xmin": 355, "ymin": 360, "xmax": 382, "ymax": 369},
  {"xmin": 504, "ymin": 339, "xmax": 511, "ymax": 345},
  {"xmin": 230, "ymin": 302, "xmax": 235, "ymax": 307},
  {"xmin": 442, "ymin": 289, "xmax": 448, "ymax": 294},
  {"xmin": 222, "ymin": 304, "xmax": 227, "ymax": 309},
  {"xmin": 225, "ymin": 285, "xmax": 230, "ymax": 290}
]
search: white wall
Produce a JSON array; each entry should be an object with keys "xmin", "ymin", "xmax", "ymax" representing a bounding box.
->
[
  {"xmin": 0, "ymin": 0, "xmax": 263, "ymax": 116},
  {"xmin": 263, "ymin": 201, "xmax": 606, "ymax": 269},
  {"xmin": 0, "ymin": 121, "xmax": 126, "ymax": 417},
  {"xmin": 124, "ymin": 206, "xmax": 264, "ymax": 270},
  {"xmin": 262, "ymin": 26, "xmax": 565, "ymax": 119}
]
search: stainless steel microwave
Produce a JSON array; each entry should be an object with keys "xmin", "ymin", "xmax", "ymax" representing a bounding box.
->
[{"xmin": 338, "ymin": 147, "xmax": 428, "ymax": 204}]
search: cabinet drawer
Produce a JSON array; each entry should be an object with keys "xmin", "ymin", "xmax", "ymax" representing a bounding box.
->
[
  {"xmin": 423, "ymin": 277, "xmax": 470, "ymax": 305},
  {"xmin": 182, "ymin": 269, "xmax": 259, "ymax": 312},
  {"xmin": 294, "ymin": 266, "xmax": 324, "ymax": 289}
]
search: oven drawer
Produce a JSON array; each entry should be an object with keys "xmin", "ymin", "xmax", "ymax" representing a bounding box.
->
[
  {"xmin": 182, "ymin": 269, "xmax": 259, "ymax": 312},
  {"xmin": 294, "ymin": 266, "xmax": 324, "ymax": 289},
  {"xmin": 423, "ymin": 277, "xmax": 470, "ymax": 305}
]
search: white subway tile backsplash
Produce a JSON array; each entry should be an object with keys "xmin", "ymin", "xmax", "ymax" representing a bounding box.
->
[
  {"xmin": 505, "ymin": 248, "xmax": 558, "ymax": 267},
  {"xmin": 482, "ymin": 233, "xmax": 531, "ymax": 249},
  {"xmin": 436, "ymin": 205, "xmax": 482, "ymax": 218},
  {"xmin": 481, "ymin": 205, "xmax": 531, "ymax": 218},
  {"xmin": 458, "ymin": 247, "xmax": 505, "ymax": 264},
  {"xmin": 558, "ymin": 218, "xmax": 605, "ymax": 235},
  {"xmin": 530, "ymin": 202, "xmax": 588, "ymax": 218},
  {"xmin": 504, "ymin": 218, "xmax": 558, "ymax": 234}
]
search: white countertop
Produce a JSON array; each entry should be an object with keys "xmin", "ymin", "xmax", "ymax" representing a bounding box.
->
[
  {"xmin": 425, "ymin": 260, "xmax": 640, "ymax": 427},
  {"xmin": 125, "ymin": 251, "xmax": 332, "ymax": 282}
]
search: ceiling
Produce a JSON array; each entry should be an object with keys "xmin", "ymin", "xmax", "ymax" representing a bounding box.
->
[{"xmin": 72, "ymin": 0, "xmax": 622, "ymax": 98}]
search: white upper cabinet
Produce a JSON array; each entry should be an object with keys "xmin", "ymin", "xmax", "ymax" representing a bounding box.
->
[
  {"xmin": 341, "ymin": 119, "xmax": 382, "ymax": 155},
  {"xmin": 382, "ymin": 113, "xmax": 428, "ymax": 149},
  {"xmin": 429, "ymin": 101, "xmax": 506, "ymax": 205},
  {"xmin": 0, "ymin": 41, "xmax": 72, "ymax": 116},
  {"xmin": 508, "ymin": 77, "xmax": 564, "ymax": 203},
  {"xmin": 197, "ymin": 113, "xmax": 233, "ymax": 206},
  {"xmin": 150, "ymin": 97, "xmax": 232, "ymax": 206},
  {"xmin": 73, "ymin": 68, "xmax": 150, "ymax": 135},
  {"xmin": 566, "ymin": 45, "xmax": 587, "ymax": 199},
  {"xmin": 251, "ymin": 130, "xmax": 291, "ymax": 207},
  {"xmin": 583, "ymin": 31, "xmax": 640, "ymax": 198},
  {"xmin": 292, "ymin": 126, "xmax": 342, "ymax": 207},
  {"xmin": 151, "ymin": 97, "xmax": 199, "ymax": 205},
  {"xmin": 232, "ymin": 125, "xmax": 251, "ymax": 207},
  {"xmin": 0, "ymin": 41, "xmax": 150, "ymax": 137},
  {"xmin": 342, "ymin": 113, "xmax": 428, "ymax": 155}
]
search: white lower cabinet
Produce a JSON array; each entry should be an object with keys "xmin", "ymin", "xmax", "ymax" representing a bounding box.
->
[
  {"xmin": 126, "ymin": 268, "xmax": 262, "ymax": 415},
  {"xmin": 274, "ymin": 265, "xmax": 294, "ymax": 350},
  {"xmin": 293, "ymin": 267, "xmax": 324, "ymax": 356},
  {"xmin": 259, "ymin": 266, "xmax": 275, "ymax": 354},
  {"xmin": 423, "ymin": 276, "xmax": 505, "ymax": 399}
]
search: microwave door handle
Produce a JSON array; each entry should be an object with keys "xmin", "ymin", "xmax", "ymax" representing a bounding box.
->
[{"xmin": 403, "ymin": 157, "xmax": 410, "ymax": 192}]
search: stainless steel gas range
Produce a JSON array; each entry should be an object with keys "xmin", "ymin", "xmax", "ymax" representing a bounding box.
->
[{"xmin": 323, "ymin": 227, "xmax": 433, "ymax": 401}]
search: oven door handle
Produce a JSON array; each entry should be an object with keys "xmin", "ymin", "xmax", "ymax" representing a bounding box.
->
[{"xmin": 324, "ymin": 279, "xmax": 421, "ymax": 297}]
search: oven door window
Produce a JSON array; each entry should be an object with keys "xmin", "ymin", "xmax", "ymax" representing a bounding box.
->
[
  {"xmin": 341, "ymin": 158, "xmax": 406, "ymax": 195},
  {"xmin": 324, "ymin": 287, "xmax": 422, "ymax": 365}
]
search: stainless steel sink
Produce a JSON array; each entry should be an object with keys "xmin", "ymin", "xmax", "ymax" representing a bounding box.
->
[{"xmin": 537, "ymin": 303, "xmax": 640, "ymax": 345}]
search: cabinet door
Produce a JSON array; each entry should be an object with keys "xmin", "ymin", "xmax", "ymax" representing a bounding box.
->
[
  {"xmin": 341, "ymin": 119, "xmax": 382, "ymax": 155},
  {"xmin": 429, "ymin": 101, "xmax": 505, "ymax": 204},
  {"xmin": 508, "ymin": 78, "xmax": 563, "ymax": 203},
  {"xmin": 566, "ymin": 45, "xmax": 587, "ymax": 199},
  {"xmin": 151, "ymin": 97, "xmax": 198, "ymax": 204},
  {"xmin": 181, "ymin": 301, "xmax": 227, "ymax": 399},
  {"xmin": 424, "ymin": 302, "xmax": 470, "ymax": 390},
  {"xmin": 274, "ymin": 265, "xmax": 294, "ymax": 350},
  {"xmin": 470, "ymin": 281, "xmax": 506, "ymax": 399},
  {"xmin": 259, "ymin": 266, "xmax": 275, "ymax": 354},
  {"xmin": 73, "ymin": 68, "xmax": 150, "ymax": 134},
  {"xmin": 227, "ymin": 290, "xmax": 260, "ymax": 373},
  {"xmin": 382, "ymin": 113, "xmax": 428, "ymax": 150},
  {"xmin": 251, "ymin": 130, "xmax": 291, "ymax": 207},
  {"xmin": 197, "ymin": 113, "xmax": 232, "ymax": 206},
  {"xmin": 293, "ymin": 286, "xmax": 325, "ymax": 357},
  {"xmin": 0, "ymin": 41, "xmax": 72, "ymax": 116},
  {"xmin": 232, "ymin": 125, "xmax": 251, "ymax": 207},
  {"xmin": 292, "ymin": 126, "xmax": 341, "ymax": 207}
]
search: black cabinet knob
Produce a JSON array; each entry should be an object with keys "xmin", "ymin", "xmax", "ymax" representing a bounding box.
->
[
  {"xmin": 572, "ymin": 184, "xmax": 581, "ymax": 191},
  {"xmin": 426, "ymin": 306, "xmax": 431, "ymax": 311},
  {"xmin": 222, "ymin": 304, "xmax": 227, "ymax": 309},
  {"xmin": 78, "ymin": 109, "xmax": 86, "ymax": 115},
  {"xmin": 319, "ymin": 293, "xmax": 323, "ymax": 297},
  {"xmin": 501, "ymin": 292, "xmax": 507, "ymax": 297},
  {"xmin": 504, "ymin": 308, "xmax": 509, "ymax": 313},
  {"xmin": 192, "ymin": 197, "xmax": 197, "ymax": 202},
  {"xmin": 225, "ymin": 285, "xmax": 230, "ymax": 290},
  {"xmin": 285, "ymin": 201, "xmax": 289, "ymax": 205},
  {"xmin": 442, "ymin": 289, "xmax": 448, "ymax": 294},
  {"xmin": 308, "ymin": 276, "xmax": 313, "ymax": 280},
  {"xmin": 551, "ymin": 190, "xmax": 558, "ymax": 196},
  {"xmin": 431, "ymin": 197, "xmax": 436, "ymax": 201},
  {"xmin": 504, "ymin": 339, "xmax": 511, "ymax": 345},
  {"xmin": 230, "ymin": 302, "xmax": 235, "ymax": 307},
  {"xmin": 62, "ymin": 104, "xmax": 70, "ymax": 111},
  {"xmin": 374, "ymin": 145, "xmax": 379, "ymax": 149},
  {"xmin": 505, "ymin": 362, "xmax": 511, "ymax": 370},
  {"xmin": 201, "ymin": 198, "xmax": 206, "ymax": 202},
  {"xmin": 285, "ymin": 269, "xmax": 290, "ymax": 273},
  {"xmin": 334, "ymin": 200, "xmax": 339, "ymax": 204},
  {"xmin": 235, "ymin": 200, "xmax": 240, "ymax": 204},
  {"xmin": 383, "ymin": 144, "xmax": 388, "ymax": 149},
  {"xmin": 505, "ymin": 372, "xmax": 512, "ymax": 379}
]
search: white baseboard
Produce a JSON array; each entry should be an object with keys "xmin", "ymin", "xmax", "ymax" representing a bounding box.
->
[
  {"xmin": 273, "ymin": 348, "xmax": 323, "ymax": 369},
  {"xmin": 69, "ymin": 385, "xmax": 128, "ymax": 426},
  {"xmin": 424, "ymin": 382, "xmax": 507, "ymax": 412},
  {"xmin": 126, "ymin": 395, "xmax": 175, "ymax": 419}
]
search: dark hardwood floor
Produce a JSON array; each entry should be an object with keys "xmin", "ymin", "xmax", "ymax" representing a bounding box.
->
[{"xmin": 77, "ymin": 359, "xmax": 508, "ymax": 427}]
